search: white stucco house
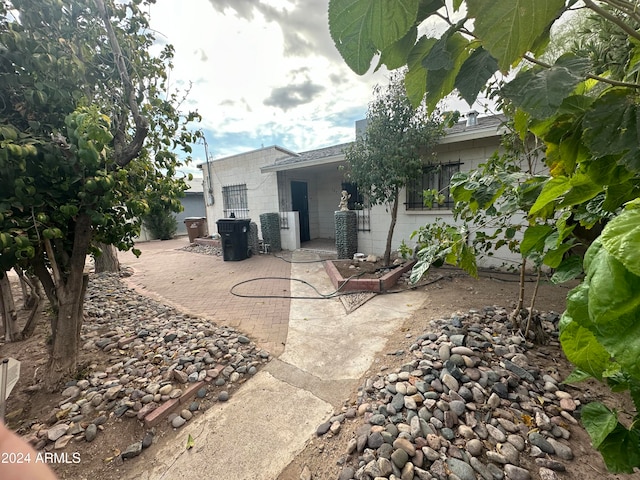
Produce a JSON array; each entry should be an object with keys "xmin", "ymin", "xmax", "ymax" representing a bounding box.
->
[{"xmin": 199, "ymin": 113, "xmax": 512, "ymax": 261}]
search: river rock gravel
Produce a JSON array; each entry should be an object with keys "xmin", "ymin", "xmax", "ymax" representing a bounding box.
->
[
  {"xmin": 314, "ymin": 306, "xmax": 590, "ymax": 480},
  {"xmin": 21, "ymin": 272, "xmax": 269, "ymax": 458}
]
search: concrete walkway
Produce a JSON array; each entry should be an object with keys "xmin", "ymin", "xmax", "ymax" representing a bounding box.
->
[{"xmin": 120, "ymin": 239, "xmax": 425, "ymax": 480}]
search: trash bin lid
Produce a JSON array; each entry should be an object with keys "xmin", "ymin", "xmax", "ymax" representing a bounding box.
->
[{"xmin": 216, "ymin": 218, "xmax": 251, "ymax": 222}]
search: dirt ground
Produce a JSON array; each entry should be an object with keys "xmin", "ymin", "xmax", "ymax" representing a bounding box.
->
[
  {"xmin": 0, "ymin": 266, "xmax": 637, "ymax": 480},
  {"xmin": 277, "ymin": 266, "xmax": 637, "ymax": 480}
]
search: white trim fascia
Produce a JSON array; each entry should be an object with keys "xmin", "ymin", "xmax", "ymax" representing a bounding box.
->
[
  {"xmin": 260, "ymin": 153, "xmax": 346, "ymax": 173},
  {"xmin": 440, "ymin": 125, "xmax": 508, "ymax": 144}
]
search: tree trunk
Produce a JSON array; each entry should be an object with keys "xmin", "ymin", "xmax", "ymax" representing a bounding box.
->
[
  {"xmin": 16, "ymin": 269, "xmax": 43, "ymax": 339},
  {"xmin": 509, "ymin": 258, "xmax": 527, "ymax": 330},
  {"xmin": 35, "ymin": 213, "xmax": 93, "ymax": 389},
  {"xmin": 94, "ymin": 242, "xmax": 120, "ymax": 273},
  {"xmin": 46, "ymin": 274, "xmax": 88, "ymax": 386},
  {"xmin": 17, "ymin": 267, "xmax": 38, "ymax": 309},
  {"xmin": 0, "ymin": 274, "xmax": 18, "ymax": 342},
  {"xmin": 384, "ymin": 192, "xmax": 399, "ymax": 266}
]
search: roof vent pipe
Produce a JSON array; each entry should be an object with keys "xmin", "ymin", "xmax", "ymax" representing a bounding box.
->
[{"xmin": 466, "ymin": 110, "xmax": 479, "ymax": 127}]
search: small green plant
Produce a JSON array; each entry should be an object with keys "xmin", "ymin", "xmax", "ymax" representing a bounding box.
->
[
  {"xmin": 397, "ymin": 240, "xmax": 413, "ymax": 260},
  {"xmin": 143, "ymin": 207, "xmax": 177, "ymax": 240},
  {"xmin": 410, "ymin": 219, "xmax": 476, "ymax": 284},
  {"xmin": 74, "ymin": 362, "xmax": 91, "ymax": 381},
  {"xmin": 421, "ymin": 188, "xmax": 445, "ymax": 209}
]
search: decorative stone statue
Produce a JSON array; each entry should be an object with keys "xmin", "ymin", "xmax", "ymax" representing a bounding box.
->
[{"xmin": 338, "ymin": 190, "xmax": 351, "ymax": 211}]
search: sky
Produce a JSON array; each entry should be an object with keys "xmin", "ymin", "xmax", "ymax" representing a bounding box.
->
[{"xmin": 146, "ymin": 0, "xmax": 483, "ymax": 175}]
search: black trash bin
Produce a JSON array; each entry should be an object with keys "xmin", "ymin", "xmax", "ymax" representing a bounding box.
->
[{"xmin": 216, "ymin": 218, "xmax": 251, "ymax": 261}]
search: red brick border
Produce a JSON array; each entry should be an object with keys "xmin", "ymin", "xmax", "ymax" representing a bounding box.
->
[
  {"xmin": 143, "ymin": 364, "xmax": 226, "ymax": 428},
  {"xmin": 324, "ymin": 260, "xmax": 416, "ymax": 293}
]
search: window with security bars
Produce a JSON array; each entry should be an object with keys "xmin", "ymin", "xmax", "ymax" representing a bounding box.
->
[
  {"xmin": 406, "ymin": 162, "xmax": 461, "ymax": 210},
  {"xmin": 222, "ymin": 184, "xmax": 249, "ymax": 218}
]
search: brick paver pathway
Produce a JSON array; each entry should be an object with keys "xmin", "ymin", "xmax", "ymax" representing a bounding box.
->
[{"xmin": 119, "ymin": 238, "xmax": 291, "ymax": 356}]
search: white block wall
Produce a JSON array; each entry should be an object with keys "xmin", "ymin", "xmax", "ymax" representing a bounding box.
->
[
  {"xmin": 201, "ymin": 147, "xmax": 285, "ymax": 238},
  {"xmin": 358, "ymin": 137, "xmax": 540, "ymax": 268}
]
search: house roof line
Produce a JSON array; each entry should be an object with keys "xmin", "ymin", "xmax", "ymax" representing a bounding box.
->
[
  {"xmin": 261, "ymin": 151, "xmax": 348, "ymax": 173},
  {"xmin": 260, "ymin": 114, "xmax": 508, "ymax": 173},
  {"xmin": 199, "ymin": 145, "xmax": 299, "ymax": 165},
  {"xmin": 439, "ymin": 114, "xmax": 507, "ymax": 144},
  {"xmin": 261, "ymin": 142, "xmax": 350, "ymax": 173}
]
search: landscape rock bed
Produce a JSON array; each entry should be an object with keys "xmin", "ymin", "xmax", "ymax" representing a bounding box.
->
[
  {"xmin": 315, "ymin": 306, "xmax": 591, "ymax": 480},
  {"xmin": 181, "ymin": 243, "xmax": 222, "ymax": 256},
  {"xmin": 21, "ymin": 272, "xmax": 269, "ymax": 460}
]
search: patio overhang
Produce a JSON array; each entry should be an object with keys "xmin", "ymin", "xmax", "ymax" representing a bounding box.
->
[
  {"xmin": 260, "ymin": 142, "xmax": 350, "ymax": 174},
  {"xmin": 260, "ymin": 154, "xmax": 345, "ymax": 173},
  {"xmin": 440, "ymin": 123, "xmax": 507, "ymax": 145}
]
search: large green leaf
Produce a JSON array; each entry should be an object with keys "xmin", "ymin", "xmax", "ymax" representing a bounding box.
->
[
  {"xmin": 543, "ymin": 242, "xmax": 574, "ymax": 268},
  {"xmin": 586, "ymin": 246, "xmax": 640, "ymax": 325},
  {"xmin": 328, "ymin": 0, "xmax": 378, "ymax": 75},
  {"xmin": 544, "ymin": 133, "xmax": 583, "ymax": 177},
  {"xmin": 559, "ymin": 316, "xmax": 610, "ymax": 380},
  {"xmin": 583, "ymin": 88, "xmax": 640, "ymax": 170},
  {"xmin": 423, "ymin": 31, "xmax": 456, "ymax": 71},
  {"xmin": 581, "ymin": 402, "xmax": 619, "ymax": 448},
  {"xmin": 585, "ymin": 157, "xmax": 633, "ymax": 187},
  {"xmin": 328, "ymin": 0, "xmax": 420, "ymax": 75},
  {"xmin": 405, "ymin": 36, "xmax": 438, "ymax": 107},
  {"xmin": 585, "ymin": 245, "xmax": 640, "ymax": 378},
  {"xmin": 501, "ymin": 55, "xmax": 590, "ymax": 119},
  {"xmin": 467, "ymin": 0, "xmax": 566, "ymax": 71},
  {"xmin": 551, "ymin": 255, "xmax": 583, "ymax": 284},
  {"xmin": 560, "ymin": 284, "xmax": 610, "ymax": 379},
  {"xmin": 603, "ymin": 181, "xmax": 638, "ymax": 212},
  {"xmin": 417, "ymin": 0, "xmax": 445, "ymax": 20},
  {"xmin": 562, "ymin": 283, "xmax": 590, "ymax": 331},
  {"xmin": 557, "ymin": 94, "xmax": 594, "ymax": 116},
  {"xmin": 520, "ymin": 224, "xmax": 553, "ymax": 256},
  {"xmin": 380, "ymin": 27, "xmax": 418, "ymax": 70},
  {"xmin": 423, "ymin": 32, "xmax": 471, "ymax": 111},
  {"xmin": 560, "ymin": 173, "xmax": 603, "ymax": 207},
  {"xmin": 601, "ymin": 207, "xmax": 640, "ymax": 277},
  {"xmin": 597, "ymin": 423, "xmax": 640, "ymax": 473},
  {"xmin": 367, "ymin": 0, "xmax": 419, "ymax": 49},
  {"xmin": 529, "ymin": 176, "xmax": 571, "ymax": 217},
  {"xmin": 455, "ymin": 46, "xmax": 499, "ymax": 106}
]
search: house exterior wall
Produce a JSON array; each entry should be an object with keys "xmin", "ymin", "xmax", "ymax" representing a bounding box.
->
[
  {"xmin": 197, "ymin": 116, "xmax": 535, "ymax": 270},
  {"xmin": 316, "ymin": 169, "xmax": 345, "ymax": 238},
  {"xmin": 357, "ymin": 136, "xmax": 511, "ymax": 264},
  {"xmin": 201, "ymin": 147, "xmax": 285, "ymax": 237},
  {"xmin": 276, "ymin": 165, "xmax": 345, "ymax": 240}
]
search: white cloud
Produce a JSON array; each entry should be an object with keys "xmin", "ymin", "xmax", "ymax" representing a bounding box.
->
[
  {"xmin": 148, "ymin": 0, "xmax": 386, "ymax": 164},
  {"xmin": 147, "ymin": 0, "xmax": 493, "ymax": 178}
]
